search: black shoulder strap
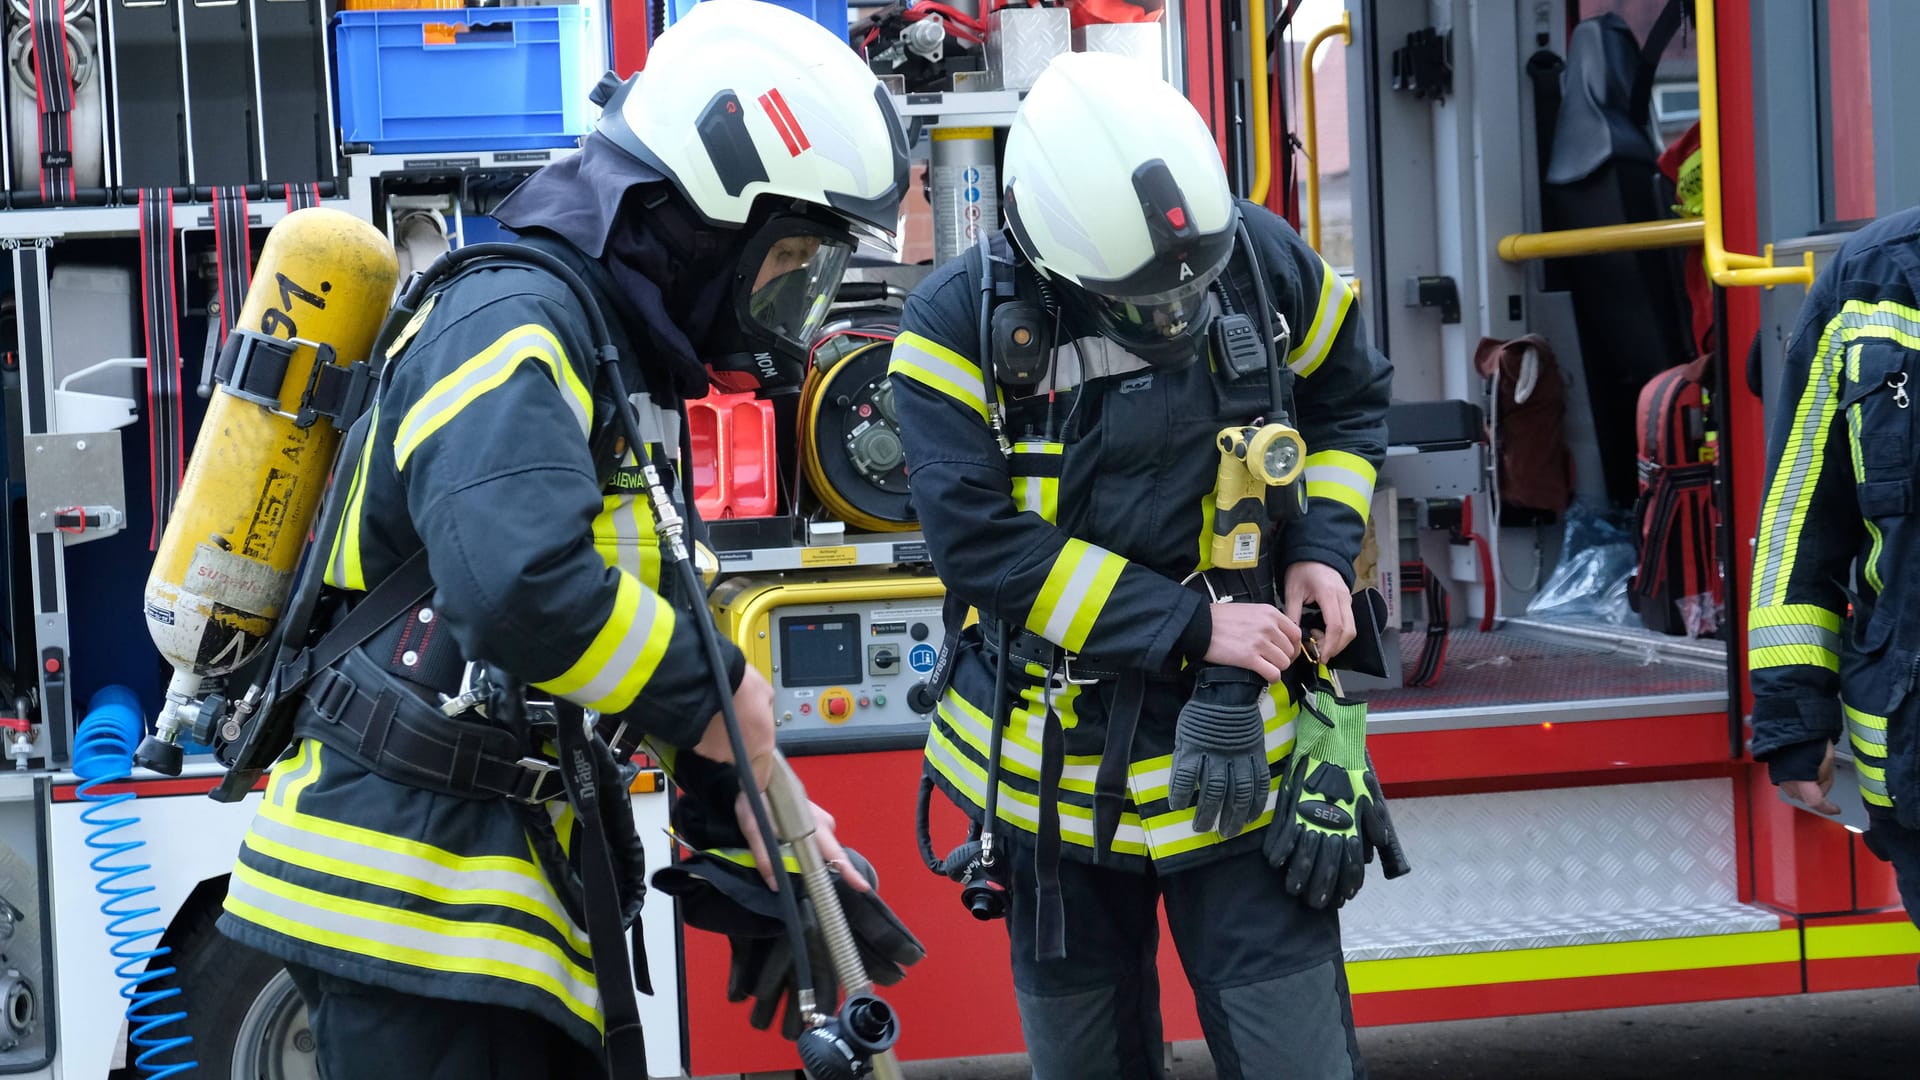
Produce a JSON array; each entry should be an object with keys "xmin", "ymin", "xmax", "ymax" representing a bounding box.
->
[{"xmin": 1631, "ymin": 0, "xmax": 1688, "ymax": 128}]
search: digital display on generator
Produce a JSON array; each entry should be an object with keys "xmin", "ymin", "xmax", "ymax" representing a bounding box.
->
[{"xmin": 778, "ymin": 615, "xmax": 863, "ymax": 687}]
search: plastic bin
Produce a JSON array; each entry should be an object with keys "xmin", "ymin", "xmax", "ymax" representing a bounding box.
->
[
  {"xmin": 688, "ymin": 391, "xmax": 779, "ymax": 520},
  {"xmin": 334, "ymin": 6, "xmax": 594, "ymax": 154},
  {"xmin": 667, "ymin": 0, "xmax": 848, "ymax": 46}
]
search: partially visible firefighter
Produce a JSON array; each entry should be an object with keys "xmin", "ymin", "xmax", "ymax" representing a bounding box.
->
[
  {"xmin": 1750, "ymin": 205, "xmax": 1920, "ymax": 937},
  {"xmin": 214, "ymin": 2, "xmax": 920, "ymax": 1075}
]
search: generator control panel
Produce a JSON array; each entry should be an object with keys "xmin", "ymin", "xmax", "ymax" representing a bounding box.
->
[{"xmin": 710, "ymin": 574, "xmax": 948, "ymax": 752}]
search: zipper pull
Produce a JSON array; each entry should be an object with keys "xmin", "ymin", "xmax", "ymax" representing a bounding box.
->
[{"xmin": 1889, "ymin": 371, "xmax": 1910, "ymax": 409}]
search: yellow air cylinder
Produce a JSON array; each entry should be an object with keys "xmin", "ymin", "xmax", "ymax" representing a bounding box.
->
[{"xmin": 143, "ymin": 207, "xmax": 398, "ymax": 730}]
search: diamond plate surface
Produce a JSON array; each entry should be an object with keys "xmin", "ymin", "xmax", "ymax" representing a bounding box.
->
[
  {"xmin": 0, "ymin": 838, "xmax": 46, "ymax": 1065},
  {"xmin": 1368, "ymin": 623, "xmax": 1725, "ymax": 714},
  {"xmin": 1339, "ymin": 779, "xmax": 1778, "ymax": 960}
]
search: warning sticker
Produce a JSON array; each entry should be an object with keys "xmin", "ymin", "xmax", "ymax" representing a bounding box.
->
[
  {"xmin": 799, "ymin": 546, "xmax": 859, "ymax": 568},
  {"xmin": 187, "ymin": 542, "xmax": 290, "ymax": 615},
  {"xmin": 1232, "ymin": 532, "xmax": 1258, "ymax": 564}
]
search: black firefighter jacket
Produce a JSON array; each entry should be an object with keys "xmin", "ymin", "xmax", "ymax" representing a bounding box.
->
[
  {"xmin": 891, "ymin": 203, "xmax": 1393, "ymax": 874},
  {"xmin": 218, "ymin": 233, "xmax": 745, "ymax": 1051},
  {"xmin": 1751, "ymin": 204, "xmax": 1920, "ymax": 829}
]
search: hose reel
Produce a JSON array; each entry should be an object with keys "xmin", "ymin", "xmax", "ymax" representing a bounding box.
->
[{"xmin": 799, "ymin": 338, "xmax": 916, "ymax": 533}]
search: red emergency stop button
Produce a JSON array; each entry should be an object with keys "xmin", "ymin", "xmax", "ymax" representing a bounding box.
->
[{"xmin": 820, "ymin": 688, "xmax": 854, "ymax": 723}]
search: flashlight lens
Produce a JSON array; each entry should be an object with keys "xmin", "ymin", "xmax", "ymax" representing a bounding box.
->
[{"xmin": 1264, "ymin": 441, "xmax": 1300, "ymax": 477}]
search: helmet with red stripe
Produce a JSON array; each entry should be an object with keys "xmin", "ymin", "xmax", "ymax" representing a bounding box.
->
[{"xmin": 594, "ymin": 0, "xmax": 910, "ymax": 238}]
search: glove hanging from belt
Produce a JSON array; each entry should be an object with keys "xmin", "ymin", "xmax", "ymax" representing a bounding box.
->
[
  {"xmin": 1263, "ymin": 670, "xmax": 1412, "ymax": 908},
  {"xmin": 650, "ymin": 846, "xmax": 925, "ymax": 1040},
  {"xmin": 1166, "ymin": 664, "xmax": 1273, "ymax": 839}
]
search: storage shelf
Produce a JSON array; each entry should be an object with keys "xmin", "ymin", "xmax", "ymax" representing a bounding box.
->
[
  {"xmin": 344, "ymin": 145, "xmax": 580, "ymax": 179},
  {"xmin": 0, "ymin": 196, "xmax": 357, "ymax": 241},
  {"xmin": 892, "ymin": 89, "xmax": 1025, "ymax": 127}
]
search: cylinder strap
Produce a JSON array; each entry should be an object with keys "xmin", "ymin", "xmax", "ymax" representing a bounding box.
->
[
  {"xmin": 27, "ymin": 0, "xmax": 74, "ymax": 203},
  {"xmin": 139, "ymin": 188, "xmax": 182, "ymax": 548}
]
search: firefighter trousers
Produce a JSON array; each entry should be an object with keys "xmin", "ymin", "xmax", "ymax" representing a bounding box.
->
[
  {"xmin": 1004, "ymin": 838, "xmax": 1367, "ymax": 1080},
  {"xmin": 1864, "ymin": 807, "xmax": 1920, "ymax": 955},
  {"xmin": 285, "ymin": 962, "xmax": 604, "ymax": 1079}
]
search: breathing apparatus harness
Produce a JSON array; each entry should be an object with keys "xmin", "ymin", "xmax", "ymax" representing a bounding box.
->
[
  {"xmin": 914, "ymin": 222, "xmax": 1309, "ymax": 946},
  {"xmin": 201, "ymin": 242, "xmax": 887, "ymax": 1078}
]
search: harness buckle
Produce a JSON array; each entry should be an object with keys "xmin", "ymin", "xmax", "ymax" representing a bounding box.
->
[
  {"xmin": 1059, "ymin": 652, "xmax": 1101, "ymax": 687},
  {"xmin": 512, "ymin": 757, "xmax": 563, "ymax": 804}
]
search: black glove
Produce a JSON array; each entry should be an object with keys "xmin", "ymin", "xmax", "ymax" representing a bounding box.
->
[
  {"xmin": 651, "ymin": 847, "xmax": 925, "ymax": 1038},
  {"xmin": 1167, "ymin": 665, "xmax": 1272, "ymax": 838}
]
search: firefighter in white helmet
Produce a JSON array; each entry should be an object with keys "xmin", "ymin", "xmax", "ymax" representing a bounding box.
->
[
  {"xmin": 214, "ymin": 3, "xmax": 920, "ymax": 1075},
  {"xmin": 893, "ymin": 52, "xmax": 1401, "ymax": 1078}
]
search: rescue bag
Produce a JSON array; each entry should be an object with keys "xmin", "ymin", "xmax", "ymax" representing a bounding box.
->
[{"xmin": 1628, "ymin": 355, "xmax": 1719, "ymax": 637}]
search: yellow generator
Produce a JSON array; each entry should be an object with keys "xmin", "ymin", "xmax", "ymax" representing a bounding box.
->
[{"xmin": 710, "ymin": 572, "xmax": 949, "ymax": 752}]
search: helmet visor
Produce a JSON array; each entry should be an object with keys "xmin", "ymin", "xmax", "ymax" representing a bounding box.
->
[
  {"xmin": 1082, "ymin": 247, "xmax": 1231, "ymax": 353},
  {"xmin": 737, "ymin": 219, "xmax": 855, "ymax": 357}
]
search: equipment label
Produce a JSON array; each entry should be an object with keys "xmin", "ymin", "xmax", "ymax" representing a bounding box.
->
[
  {"xmin": 908, "ymin": 644, "xmax": 938, "ymax": 674},
  {"xmin": 1233, "ymin": 532, "xmax": 1258, "ymax": 564},
  {"xmin": 187, "ymin": 543, "xmax": 289, "ymax": 615},
  {"xmin": 800, "ymin": 546, "xmax": 858, "ymax": 568},
  {"xmin": 891, "ymin": 541, "xmax": 930, "ymax": 564}
]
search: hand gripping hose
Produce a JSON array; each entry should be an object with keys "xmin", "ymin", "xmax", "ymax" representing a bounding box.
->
[{"xmin": 74, "ymin": 686, "xmax": 196, "ymax": 1078}]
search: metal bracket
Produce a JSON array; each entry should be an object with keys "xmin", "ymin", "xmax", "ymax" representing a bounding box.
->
[
  {"xmin": 1404, "ymin": 275, "xmax": 1462, "ymax": 324},
  {"xmin": 1391, "ymin": 27, "xmax": 1453, "ymax": 102},
  {"xmin": 22, "ymin": 432, "xmax": 125, "ymax": 546}
]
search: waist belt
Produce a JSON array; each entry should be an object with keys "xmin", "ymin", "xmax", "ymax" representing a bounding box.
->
[
  {"xmin": 293, "ymin": 649, "xmax": 564, "ymax": 804},
  {"xmin": 978, "ymin": 623, "xmax": 1187, "ymax": 685}
]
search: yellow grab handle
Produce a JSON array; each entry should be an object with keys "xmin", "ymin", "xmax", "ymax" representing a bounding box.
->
[
  {"xmin": 1301, "ymin": 11, "xmax": 1352, "ymax": 251},
  {"xmin": 1695, "ymin": 0, "xmax": 1812, "ymax": 288}
]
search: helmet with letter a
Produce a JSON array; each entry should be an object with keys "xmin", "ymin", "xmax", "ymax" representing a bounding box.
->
[{"xmin": 1001, "ymin": 50, "xmax": 1239, "ymax": 369}]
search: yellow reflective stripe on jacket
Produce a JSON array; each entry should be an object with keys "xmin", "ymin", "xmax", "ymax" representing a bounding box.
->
[
  {"xmin": 1846, "ymin": 396, "xmax": 1890, "ymax": 592},
  {"xmin": 1303, "ymin": 449, "xmax": 1377, "ymax": 519},
  {"xmin": 1747, "ymin": 604, "xmax": 1844, "ymax": 673},
  {"xmin": 890, "ymin": 331, "xmax": 991, "ymax": 423},
  {"xmin": 699, "ymin": 844, "xmax": 806, "ymax": 876},
  {"xmin": 270, "ymin": 743, "xmax": 583, "ymax": 929},
  {"xmin": 246, "ymin": 800, "xmax": 591, "ymax": 956},
  {"xmin": 1025, "ymin": 539, "xmax": 1127, "ymax": 652},
  {"xmin": 937, "ymin": 692, "xmax": 1104, "ymax": 795},
  {"xmin": 393, "ymin": 324, "xmax": 592, "ymax": 471},
  {"xmin": 1842, "ymin": 703, "xmax": 1894, "ymax": 806},
  {"xmin": 1755, "ymin": 300, "xmax": 1920, "ymax": 607},
  {"xmin": 324, "ymin": 402, "xmax": 380, "ymax": 591},
  {"xmin": 1011, "ymin": 441, "xmax": 1063, "ymax": 524},
  {"xmin": 531, "ymin": 573, "xmax": 676, "ymax": 713},
  {"xmin": 1288, "ymin": 259, "xmax": 1355, "ymax": 378},
  {"xmin": 1127, "ymin": 686, "xmax": 1298, "ymax": 804},
  {"xmin": 225, "ymin": 862, "xmax": 604, "ymax": 1032},
  {"xmin": 924, "ymin": 722, "xmax": 1152, "ymax": 857},
  {"xmin": 593, "ymin": 491, "xmax": 662, "ymax": 589}
]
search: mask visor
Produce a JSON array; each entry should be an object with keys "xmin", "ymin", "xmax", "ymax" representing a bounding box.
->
[{"xmin": 737, "ymin": 218, "xmax": 856, "ymax": 357}]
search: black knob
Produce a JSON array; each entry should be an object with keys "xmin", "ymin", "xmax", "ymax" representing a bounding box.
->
[
  {"xmin": 906, "ymin": 681, "xmax": 937, "ymax": 714},
  {"xmin": 910, "ymin": 622, "xmax": 929, "ymax": 641},
  {"xmin": 962, "ymin": 877, "xmax": 1008, "ymax": 921},
  {"xmin": 133, "ymin": 734, "xmax": 183, "ymax": 777}
]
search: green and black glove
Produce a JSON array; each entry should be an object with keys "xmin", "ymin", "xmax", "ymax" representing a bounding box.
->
[
  {"xmin": 1263, "ymin": 677, "xmax": 1411, "ymax": 908},
  {"xmin": 651, "ymin": 846, "xmax": 925, "ymax": 1039}
]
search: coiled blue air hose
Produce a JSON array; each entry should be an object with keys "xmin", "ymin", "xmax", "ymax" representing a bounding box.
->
[{"xmin": 74, "ymin": 686, "xmax": 197, "ymax": 1078}]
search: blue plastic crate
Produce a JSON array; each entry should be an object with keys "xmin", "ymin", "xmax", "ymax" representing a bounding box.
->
[
  {"xmin": 334, "ymin": 7, "xmax": 595, "ymax": 154},
  {"xmin": 667, "ymin": 0, "xmax": 849, "ymax": 46}
]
